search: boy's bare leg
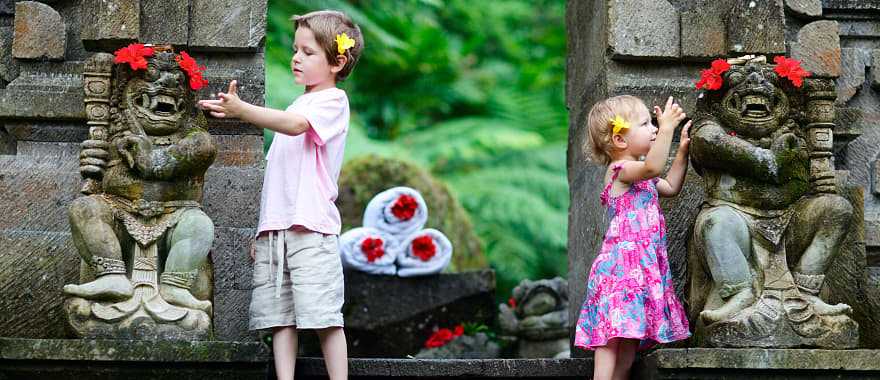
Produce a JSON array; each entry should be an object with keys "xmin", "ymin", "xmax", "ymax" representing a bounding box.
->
[
  {"xmin": 317, "ymin": 327, "xmax": 348, "ymax": 380},
  {"xmin": 273, "ymin": 326, "xmax": 298, "ymax": 380}
]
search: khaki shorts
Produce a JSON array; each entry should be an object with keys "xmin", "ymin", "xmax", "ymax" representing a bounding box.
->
[{"xmin": 248, "ymin": 229, "xmax": 345, "ymax": 330}]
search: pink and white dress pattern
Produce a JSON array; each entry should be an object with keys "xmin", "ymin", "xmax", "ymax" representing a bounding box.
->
[{"xmin": 574, "ymin": 162, "xmax": 690, "ymax": 351}]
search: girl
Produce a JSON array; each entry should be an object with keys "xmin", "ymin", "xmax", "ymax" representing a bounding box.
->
[{"xmin": 575, "ymin": 95, "xmax": 692, "ymax": 380}]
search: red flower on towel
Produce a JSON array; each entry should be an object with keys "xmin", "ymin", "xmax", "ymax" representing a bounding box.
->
[
  {"xmin": 773, "ymin": 56, "xmax": 810, "ymax": 88},
  {"xmin": 113, "ymin": 43, "xmax": 154, "ymax": 71},
  {"xmin": 424, "ymin": 324, "xmax": 464, "ymax": 348},
  {"xmin": 695, "ymin": 58, "xmax": 730, "ymax": 90},
  {"xmin": 412, "ymin": 235, "xmax": 436, "ymax": 261},
  {"xmin": 360, "ymin": 237, "xmax": 385, "ymax": 263},
  {"xmin": 391, "ymin": 194, "xmax": 418, "ymax": 220},
  {"xmin": 176, "ymin": 51, "xmax": 209, "ymax": 90}
]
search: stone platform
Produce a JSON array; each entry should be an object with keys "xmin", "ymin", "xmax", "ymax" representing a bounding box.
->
[{"xmin": 634, "ymin": 348, "xmax": 880, "ymax": 380}]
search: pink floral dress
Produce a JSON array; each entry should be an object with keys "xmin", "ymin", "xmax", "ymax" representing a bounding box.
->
[{"xmin": 574, "ymin": 162, "xmax": 690, "ymax": 351}]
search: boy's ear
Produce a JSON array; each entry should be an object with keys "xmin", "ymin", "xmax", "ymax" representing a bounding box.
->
[{"xmin": 331, "ymin": 55, "xmax": 348, "ymax": 74}]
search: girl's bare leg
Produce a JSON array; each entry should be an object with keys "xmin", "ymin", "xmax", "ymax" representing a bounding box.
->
[
  {"xmin": 593, "ymin": 338, "xmax": 620, "ymax": 380},
  {"xmin": 612, "ymin": 338, "xmax": 638, "ymax": 380}
]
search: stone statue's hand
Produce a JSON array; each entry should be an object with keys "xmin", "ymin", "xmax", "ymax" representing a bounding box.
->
[
  {"xmin": 115, "ymin": 134, "xmax": 152, "ymax": 169},
  {"xmin": 771, "ymin": 133, "xmax": 804, "ymax": 155},
  {"xmin": 79, "ymin": 139, "xmax": 109, "ymax": 178}
]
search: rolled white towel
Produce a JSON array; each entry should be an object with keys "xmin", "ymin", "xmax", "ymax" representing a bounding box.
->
[
  {"xmin": 362, "ymin": 186, "xmax": 428, "ymax": 245},
  {"xmin": 395, "ymin": 229, "xmax": 453, "ymax": 277},
  {"xmin": 339, "ymin": 227, "xmax": 398, "ymax": 275}
]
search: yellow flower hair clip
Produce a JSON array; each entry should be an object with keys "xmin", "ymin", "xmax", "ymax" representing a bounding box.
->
[
  {"xmin": 336, "ymin": 33, "xmax": 356, "ymax": 55},
  {"xmin": 609, "ymin": 115, "xmax": 630, "ymax": 135}
]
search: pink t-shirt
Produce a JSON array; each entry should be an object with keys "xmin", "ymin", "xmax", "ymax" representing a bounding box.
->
[{"xmin": 257, "ymin": 87, "xmax": 349, "ymax": 236}]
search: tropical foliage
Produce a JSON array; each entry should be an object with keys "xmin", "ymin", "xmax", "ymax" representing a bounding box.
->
[{"xmin": 266, "ymin": 0, "xmax": 568, "ymax": 299}]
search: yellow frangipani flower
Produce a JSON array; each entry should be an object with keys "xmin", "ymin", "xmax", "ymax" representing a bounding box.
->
[
  {"xmin": 610, "ymin": 115, "xmax": 630, "ymax": 135},
  {"xmin": 336, "ymin": 33, "xmax": 356, "ymax": 55}
]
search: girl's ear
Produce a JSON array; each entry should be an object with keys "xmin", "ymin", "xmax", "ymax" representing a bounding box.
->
[
  {"xmin": 611, "ymin": 133, "xmax": 628, "ymax": 150},
  {"xmin": 331, "ymin": 54, "xmax": 348, "ymax": 74}
]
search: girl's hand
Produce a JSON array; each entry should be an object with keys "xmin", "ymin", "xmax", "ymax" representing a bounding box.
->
[
  {"xmin": 198, "ymin": 80, "xmax": 243, "ymax": 119},
  {"xmin": 678, "ymin": 120, "xmax": 692, "ymax": 154},
  {"xmin": 653, "ymin": 96, "xmax": 687, "ymax": 132}
]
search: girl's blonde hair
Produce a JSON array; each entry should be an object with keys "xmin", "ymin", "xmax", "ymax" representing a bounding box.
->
[{"xmin": 585, "ymin": 95, "xmax": 646, "ymax": 165}]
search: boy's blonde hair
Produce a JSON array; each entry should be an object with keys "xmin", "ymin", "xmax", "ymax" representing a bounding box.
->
[
  {"xmin": 292, "ymin": 10, "xmax": 364, "ymax": 81},
  {"xmin": 586, "ymin": 95, "xmax": 646, "ymax": 165}
]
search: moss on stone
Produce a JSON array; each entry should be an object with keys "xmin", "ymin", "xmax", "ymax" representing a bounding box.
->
[{"xmin": 338, "ymin": 155, "xmax": 488, "ymax": 271}]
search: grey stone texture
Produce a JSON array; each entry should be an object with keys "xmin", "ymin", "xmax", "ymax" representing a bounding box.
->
[
  {"xmin": 0, "ymin": 25, "xmax": 18, "ymax": 85},
  {"xmin": 791, "ymin": 20, "xmax": 841, "ymax": 77},
  {"xmin": 837, "ymin": 47, "xmax": 869, "ymax": 104},
  {"xmin": 786, "ymin": 0, "xmax": 823, "ymax": 18},
  {"xmin": 727, "ymin": 0, "xmax": 787, "ymax": 55},
  {"xmin": 190, "ymin": 0, "xmax": 267, "ymax": 51},
  {"xmin": 607, "ymin": 0, "xmax": 680, "ymax": 59},
  {"xmin": 0, "ymin": 0, "xmax": 12, "ymax": 15},
  {"xmin": 680, "ymin": 4, "xmax": 727, "ymax": 59},
  {"xmin": 80, "ymin": 0, "xmax": 139, "ymax": 49},
  {"xmin": 140, "ymin": 0, "xmax": 188, "ymax": 45},
  {"xmin": 873, "ymin": 50, "xmax": 880, "ymax": 89},
  {"xmin": 12, "ymin": 1, "xmax": 65, "ymax": 60}
]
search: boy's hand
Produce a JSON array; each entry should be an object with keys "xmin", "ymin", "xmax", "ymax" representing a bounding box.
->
[
  {"xmin": 653, "ymin": 96, "xmax": 687, "ymax": 132},
  {"xmin": 198, "ymin": 80, "xmax": 244, "ymax": 119},
  {"xmin": 678, "ymin": 120, "xmax": 692, "ymax": 154}
]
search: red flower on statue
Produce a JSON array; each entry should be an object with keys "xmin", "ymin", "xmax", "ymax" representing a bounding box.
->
[
  {"xmin": 113, "ymin": 43, "xmax": 154, "ymax": 71},
  {"xmin": 391, "ymin": 194, "xmax": 419, "ymax": 220},
  {"xmin": 695, "ymin": 58, "xmax": 731, "ymax": 90},
  {"xmin": 773, "ymin": 56, "xmax": 810, "ymax": 87},
  {"xmin": 412, "ymin": 235, "xmax": 436, "ymax": 261},
  {"xmin": 508, "ymin": 297, "xmax": 517, "ymax": 309},
  {"xmin": 176, "ymin": 51, "xmax": 209, "ymax": 90},
  {"xmin": 360, "ymin": 237, "xmax": 385, "ymax": 263},
  {"xmin": 424, "ymin": 324, "xmax": 465, "ymax": 348}
]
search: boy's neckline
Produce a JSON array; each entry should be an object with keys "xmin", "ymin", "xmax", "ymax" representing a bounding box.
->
[{"xmin": 302, "ymin": 86, "xmax": 342, "ymax": 96}]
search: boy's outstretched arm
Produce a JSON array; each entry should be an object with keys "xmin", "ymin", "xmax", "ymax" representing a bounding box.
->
[
  {"xmin": 657, "ymin": 121, "xmax": 690, "ymax": 197},
  {"xmin": 197, "ymin": 80, "xmax": 311, "ymax": 136}
]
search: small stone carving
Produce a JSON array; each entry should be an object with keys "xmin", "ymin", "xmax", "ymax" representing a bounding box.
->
[
  {"xmin": 688, "ymin": 56, "xmax": 857, "ymax": 348},
  {"xmin": 498, "ymin": 277, "xmax": 569, "ymax": 358},
  {"xmin": 63, "ymin": 47, "xmax": 216, "ymax": 340}
]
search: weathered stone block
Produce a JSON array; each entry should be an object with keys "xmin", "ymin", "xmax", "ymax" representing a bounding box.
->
[
  {"xmin": 785, "ymin": 0, "xmax": 822, "ymax": 18},
  {"xmin": 190, "ymin": 0, "xmax": 267, "ymax": 50},
  {"xmin": 337, "ymin": 270, "xmax": 496, "ymax": 357},
  {"xmin": 0, "ymin": 153, "xmax": 79, "ymax": 232},
  {"xmin": 822, "ymin": 0, "xmax": 880, "ymax": 11},
  {"xmin": 211, "ymin": 135, "xmax": 263, "ymax": 167},
  {"xmin": 873, "ymin": 49, "xmax": 880, "ymax": 89},
  {"xmin": 791, "ymin": 20, "xmax": 841, "ymax": 77},
  {"xmin": 727, "ymin": 0, "xmax": 786, "ymax": 55},
  {"xmin": 0, "ymin": 63, "xmax": 85, "ymax": 120},
  {"xmin": 0, "ymin": 0, "xmax": 13, "ymax": 15},
  {"xmin": 203, "ymin": 166, "xmax": 264, "ymax": 229},
  {"xmin": 213, "ymin": 288, "xmax": 258, "ymax": 341},
  {"xmin": 0, "ymin": 26, "xmax": 19, "ymax": 85},
  {"xmin": 80, "ymin": 0, "xmax": 139, "ymax": 49},
  {"xmin": 12, "ymin": 1, "xmax": 65, "ymax": 60},
  {"xmin": 680, "ymin": 5, "xmax": 726, "ymax": 59},
  {"xmin": 212, "ymin": 227, "xmax": 256, "ymax": 291},
  {"xmin": 140, "ymin": 0, "xmax": 188, "ymax": 45},
  {"xmin": 837, "ymin": 48, "xmax": 868, "ymax": 104},
  {"xmin": 608, "ymin": 0, "xmax": 680, "ymax": 59},
  {"xmin": 0, "ymin": 230, "xmax": 79, "ymax": 339}
]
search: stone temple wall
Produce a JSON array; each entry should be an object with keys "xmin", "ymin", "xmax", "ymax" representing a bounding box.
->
[
  {"xmin": 566, "ymin": 0, "xmax": 880, "ymax": 352},
  {"xmin": 0, "ymin": 0, "xmax": 267, "ymax": 341}
]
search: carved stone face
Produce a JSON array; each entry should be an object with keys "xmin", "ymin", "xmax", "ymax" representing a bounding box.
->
[
  {"xmin": 716, "ymin": 63, "xmax": 790, "ymax": 139},
  {"xmin": 123, "ymin": 52, "xmax": 188, "ymax": 136}
]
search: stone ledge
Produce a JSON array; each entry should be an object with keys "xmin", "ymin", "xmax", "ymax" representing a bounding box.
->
[
  {"xmin": 642, "ymin": 348, "xmax": 880, "ymax": 370},
  {"xmin": 0, "ymin": 338, "xmax": 270, "ymax": 362},
  {"xmin": 297, "ymin": 357, "xmax": 592, "ymax": 377}
]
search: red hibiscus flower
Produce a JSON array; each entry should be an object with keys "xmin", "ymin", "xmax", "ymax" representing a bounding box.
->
[
  {"xmin": 391, "ymin": 194, "xmax": 418, "ymax": 220},
  {"xmin": 507, "ymin": 297, "xmax": 517, "ymax": 309},
  {"xmin": 360, "ymin": 237, "xmax": 385, "ymax": 263},
  {"xmin": 176, "ymin": 51, "xmax": 209, "ymax": 90},
  {"xmin": 412, "ymin": 235, "xmax": 436, "ymax": 261},
  {"xmin": 695, "ymin": 58, "xmax": 730, "ymax": 90},
  {"xmin": 424, "ymin": 325, "xmax": 465, "ymax": 348},
  {"xmin": 113, "ymin": 43, "xmax": 154, "ymax": 71},
  {"xmin": 773, "ymin": 56, "xmax": 810, "ymax": 88},
  {"xmin": 728, "ymin": 131, "xmax": 737, "ymax": 137}
]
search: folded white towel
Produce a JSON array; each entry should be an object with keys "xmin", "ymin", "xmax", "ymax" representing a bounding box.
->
[
  {"xmin": 395, "ymin": 229, "xmax": 453, "ymax": 277},
  {"xmin": 362, "ymin": 186, "xmax": 428, "ymax": 245},
  {"xmin": 339, "ymin": 227, "xmax": 398, "ymax": 275}
]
